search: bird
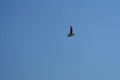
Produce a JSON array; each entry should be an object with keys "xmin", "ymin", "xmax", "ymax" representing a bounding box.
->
[{"xmin": 67, "ymin": 25, "xmax": 74, "ymax": 37}]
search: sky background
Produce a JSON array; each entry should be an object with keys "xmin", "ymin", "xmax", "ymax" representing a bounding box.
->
[{"xmin": 1, "ymin": 0, "xmax": 120, "ymax": 80}]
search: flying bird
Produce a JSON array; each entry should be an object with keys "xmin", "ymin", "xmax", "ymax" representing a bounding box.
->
[{"xmin": 67, "ymin": 25, "xmax": 74, "ymax": 37}]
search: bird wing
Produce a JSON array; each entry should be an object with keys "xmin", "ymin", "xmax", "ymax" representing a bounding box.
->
[{"xmin": 70, "ymin": 26, "xmax": 73, "ymax": 34}]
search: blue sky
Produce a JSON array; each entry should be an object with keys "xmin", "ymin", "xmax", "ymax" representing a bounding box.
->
[{"xmin": 1, "ymin": 0, "xmax": 120, "ymax": 80}]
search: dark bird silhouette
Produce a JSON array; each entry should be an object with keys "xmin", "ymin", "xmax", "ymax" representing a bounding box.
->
[{"xmin": 67, "ymin": 25, "xmax": 74, "ymax": 37}]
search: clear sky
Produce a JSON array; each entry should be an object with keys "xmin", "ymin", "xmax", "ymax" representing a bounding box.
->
[{"xmin": 1, "ymin": 0, "xmax": 120, "ymax": 80}]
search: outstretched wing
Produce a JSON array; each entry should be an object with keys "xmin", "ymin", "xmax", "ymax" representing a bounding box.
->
[{"xmin": 70, "ymin": 26, "xmax": 73, "ymax": 34}]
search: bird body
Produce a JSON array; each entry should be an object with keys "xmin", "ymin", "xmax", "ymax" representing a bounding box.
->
[{"xmin": 67, "ymin": 25, "xmax": 74, "ymax": 37}]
